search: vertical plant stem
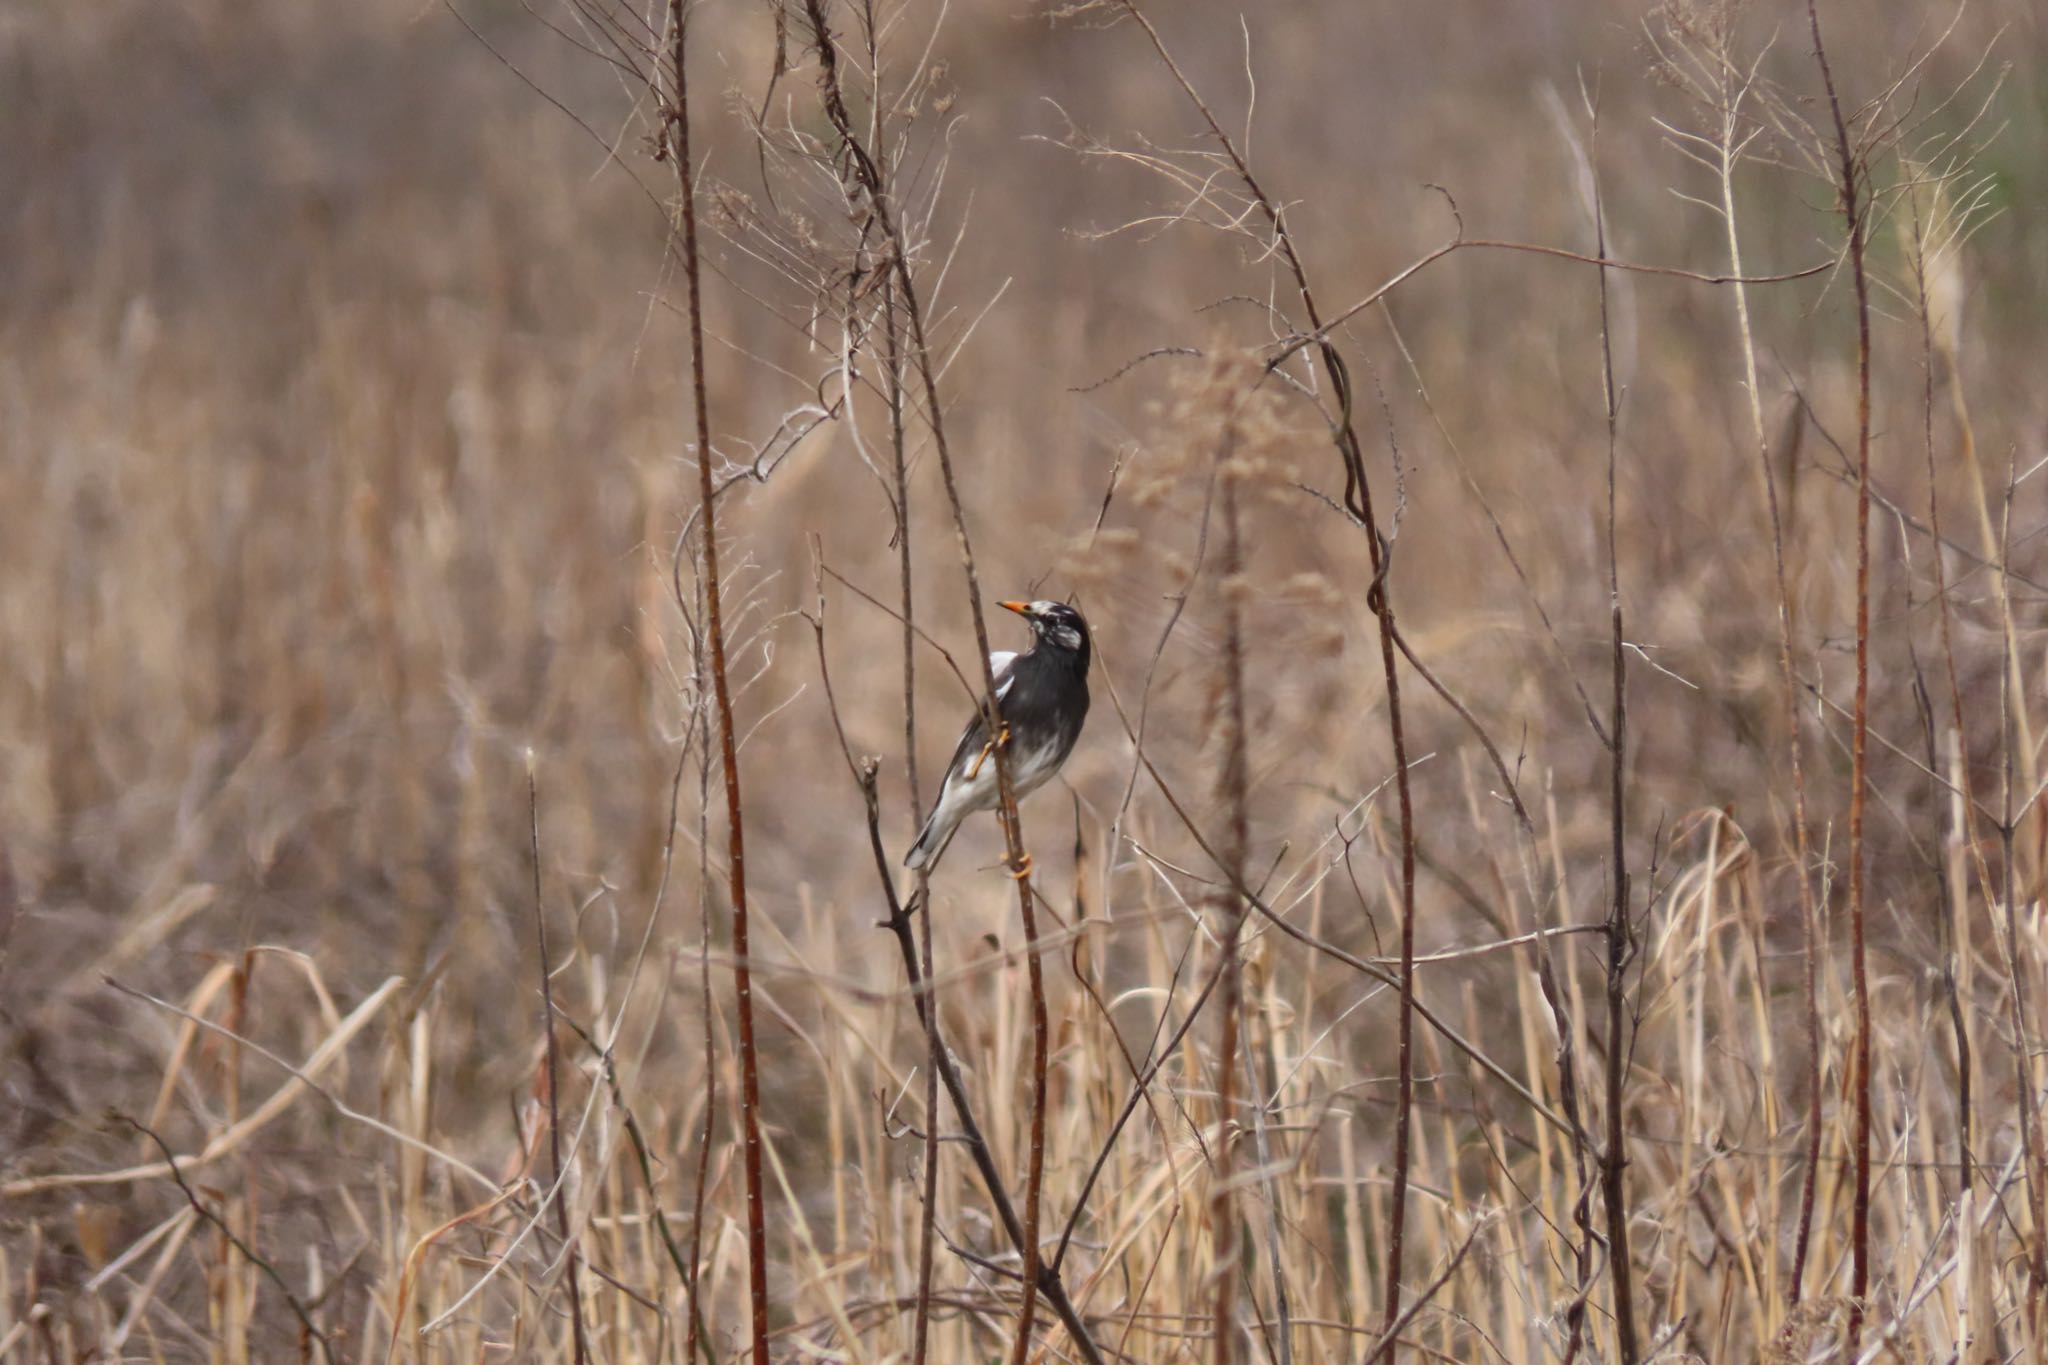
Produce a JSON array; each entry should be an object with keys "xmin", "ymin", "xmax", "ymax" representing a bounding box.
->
[
  {"xmin": 846, "ymin": 761, "xmax": 1108, "ymax": 1364},
  {"xmin": 1244, "ymin": 998, "xmax": 1295, "ymax": 1365},
  {"xmin": 1907, "ymin": 198, "xmax": 1978, "ymax": 1203},
  {"xmin": 684, "ymin": 612, "xmax": 717, "ymax": 1365},
  {"xmin": 1588, "ymin": 108, "xmax": 1640, "ymax": 1365},
  {"xmin": 666, "ymin": 6, "xmax": 770, "ymax": 1356},
  {"xmin": 1994, "ymin": 467, "xmax": 2048, "ymax": 1329},
  {"xmin": 860, "ymin": 71, "xmax": 939, "ymax": 1359},
  {"xmin": 1210, "ymin": 445, "xmax": 1252, "ymax": 1365},
  {"xmin": 1708, "ymin": 34, "xmax": 1826, "ymax": 1310},
  {"xmin": 807, "ymin": 569, "xmax": 1101, "ymax": 1365},
  {"xmin": 1372, "ymin": 523, "xmax": 1418, "ymax": 1354},
  {"xmin": 1538, "ymin": 948, "xmax": 1594, "ymax": 1365},
  {"xmin": 1806, "ymin": 1, "xmax": 1872, "ymax": 1342},
  {"xmin": 798, "ymin": 6, "xmax": 1049, "ymax": 1357},
  {"xmin": 1102, "ymin": 8, "xmax": 1421, "ymax": 1329},
  {"xmin": 527, "ymin": 760, "xmax": 590, "ymax": 1364},
  {"xmin": 884, "ymin": 273, "xmax": 941, "ymax": 1365}
]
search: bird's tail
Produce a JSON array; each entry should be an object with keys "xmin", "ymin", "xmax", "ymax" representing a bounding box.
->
[{"xmin": 904, "ymin": 802, "xmax": 960, "ymax": 871}]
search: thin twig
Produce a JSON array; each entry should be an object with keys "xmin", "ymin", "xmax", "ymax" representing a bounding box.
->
[
  {"xmin": 1355, "ymin": 1214, "xmax": 1489, "ymax": 1364},
  {"xmin": 122, "ymin": 1117, "xmax": 337, "ymax": 1365},
  {"xmin": 1266, "ymin": 235, "xmax": 1831, "ymax": 370}
]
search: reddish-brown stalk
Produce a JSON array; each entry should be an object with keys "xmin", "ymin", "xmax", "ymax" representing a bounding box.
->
[{"xmin": 666, "ymin": 4, "xmax": 770, "ymax": 1357}]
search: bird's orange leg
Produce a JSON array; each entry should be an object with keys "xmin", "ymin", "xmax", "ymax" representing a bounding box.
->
[{"xmin": 964, "ymin": 725, "xmax": 1013, "ymax": 782}]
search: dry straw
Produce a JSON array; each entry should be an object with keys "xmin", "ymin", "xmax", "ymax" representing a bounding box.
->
[{"xmin": 3, "ymin": 2, "xmax": 2043, "ymax": 1363}]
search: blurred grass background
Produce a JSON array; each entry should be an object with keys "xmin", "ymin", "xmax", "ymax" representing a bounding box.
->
[{"xmin": 4, "ymin": 0, "xmax": 2048, "ymax": 1359}]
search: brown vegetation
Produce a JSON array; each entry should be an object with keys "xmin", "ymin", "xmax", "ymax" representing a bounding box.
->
[{"xmin": 4, "ymin": 1, "xmax": 2047, "ymax": 1360}]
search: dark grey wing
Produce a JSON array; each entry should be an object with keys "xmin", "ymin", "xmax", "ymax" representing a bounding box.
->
[{"xmin": 937, "ymin": 652, "xmax": 1017, "ymax": 784}]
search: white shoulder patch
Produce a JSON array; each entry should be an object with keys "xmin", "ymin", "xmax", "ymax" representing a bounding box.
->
[{"xmin": 990, "ymin": 651, "xmax": 1018, "ymax": 699}]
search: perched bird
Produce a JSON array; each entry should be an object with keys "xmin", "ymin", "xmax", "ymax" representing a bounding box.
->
[{"xmin": 904, "ymin": 599, "xmax": 1091, "ymax": 873}]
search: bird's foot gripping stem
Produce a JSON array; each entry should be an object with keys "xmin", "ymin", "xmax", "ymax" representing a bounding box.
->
[
  {"xmin": 1007, "ymin": 852, "xmax": 1033, "ymax": 881},
  {"xmin": 965, "ymin": 725, "xmax": 1013, "ymax": 782}
]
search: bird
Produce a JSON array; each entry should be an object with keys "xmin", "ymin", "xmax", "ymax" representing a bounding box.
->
[{"xmin": 904, "ymin": 599, "xmax": 1091, "ymax": 873}]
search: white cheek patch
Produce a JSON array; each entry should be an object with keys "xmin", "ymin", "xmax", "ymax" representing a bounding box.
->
[{"xmin": 1053, "ymin": 625, "xmax": 1083, "ymax": 651}]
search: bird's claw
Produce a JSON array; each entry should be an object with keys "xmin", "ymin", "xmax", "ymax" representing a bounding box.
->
[
  {"xmin": 1007, "ymin": 853, "xmax": 1033, "ymax": 881},
  {"xmin": 966, "ymin": 725, "xmax": 1013, "ymax": 781}
]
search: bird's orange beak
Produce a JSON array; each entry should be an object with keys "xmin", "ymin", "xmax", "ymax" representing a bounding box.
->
[{"xmin": 999, "ymin": 600, "xmax": 1031, "ymax": 616}]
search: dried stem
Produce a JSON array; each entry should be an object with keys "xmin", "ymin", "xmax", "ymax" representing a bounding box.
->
[
  {"xmin": 1656, "ymin": 10, "xmax": 1830, "ymax": 1306},
  {"xmin": 885, "ymin": 268, "xmax": 942, "ymax": 1365},
  {"xmin": 860, "ymin": 29, "xmax": 937, "ymax": 1348},
  {"xmin": 1104, "ymin": 5, "xmax": 1422, "ymax": 1333},
  {"xmin": 123, "ymin": 1117, "xmax": 337, "ymax": 1365},
  {"xmin": 800, "ymin": 8, "xmax": 1057, "ymax": 1354},
  {"xmin": 1580, "ymin": 91, "xmax": 1642, "ymax": 1364},
  {"xmin": 1051, "ymin": 941, "xmax": 1227, "ymax": 1280},
  {"xmin": 1906, "ymin": 187, "xmax": 1980, "ymax": 1206},
  {"xmin": 574, "ymin": 1008, "xmax": 716, "ymax": 1363},
  {"xmin": 1683, "ymin": 13, "xmax": 1829, "ymax": 1307},
  {"xmin": 665, "ymin": 5, "xmax": 770, "ymax": 1355},
  {"xmin": 1993, "ymin": 460, "xmax": 2048, "ymax": 1333},
  {"xmin": 526, "ymin": 759, "xmax": 590, "ymax": 1363},
  {"xmin": 1540, "ymin": 940, "xmax": 1595, "ymax": 1365},
  {"xmin": 683, "ymin": 602, "xmax": 717, "ymax": 1365},
  {"xmin": 809, "ymin": 581, "xmax": 1105, "ymax": 1365},
  {"xmin": 1806, "ymin": 0, "xmax": 1873, "ymax": 1343},
  {"xmin": 1209, "ymin": 445, "xmax": 1253, "ymax": 1365}
]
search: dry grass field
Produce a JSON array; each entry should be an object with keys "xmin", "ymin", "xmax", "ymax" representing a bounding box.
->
[{"xmin": 4, "ymin": 1, "xmax": 2048, "ymax": 1360}]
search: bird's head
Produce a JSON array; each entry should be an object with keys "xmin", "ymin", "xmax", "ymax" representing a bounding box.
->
[{"xmin": 1001, "ymin": 599, "xmax": 1090, "ymax": 658}]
